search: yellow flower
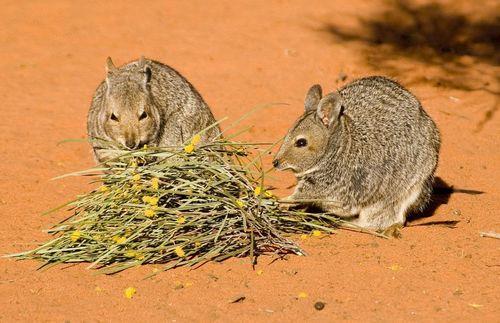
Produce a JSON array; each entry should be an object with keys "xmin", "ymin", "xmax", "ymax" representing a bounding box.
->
[
  {"xmin": 235, "ymin": 200, "xmax": 245, "ymax": 208},
  {"xmin": 70, "ymin": 230, "xmax": 81, "ymax": 242},
  {"xmin": 300, "ymin": 234, "xmax": 308, "ymax": 240},
  {"xmin": 184, "ymin": 143, "xmax": 195, "ymax": 153},
  {"xmin": 130, "ymin": 161, "xmax": 138, "ymax": 168},
  {"xmin": 124, "ymin": 248, "xmax": 143, "ymax": 259},
  {"xmin": 143, "ymin": 144, "xmax": 148, "ymax": 149},
  {"xmin": 144, "ymin": 208, "xmax": 156, "ymax": 218},
  {"xmin": 148, "ymin": 197, "xmax": 159, "ymax": 205},
  {"xmin": 174, "ymin": 246, "xmax": 186, "ymax": 257},
  {"xmin": 312, "ymin": 230, "xmax": 322, "ymax": 237},
  {"xmin": 191, "ymin": 134, "xmax": 201, "ymax": 145},
  {"xmin": 194, "ymin": 241, "xmax": 201, "ymax": 248},
  {"xmin": 98, "ymin": 185, "xmax": 109, "ymax": 192},
  {"xmin": 254, "ymin": 186, "xmax": 262, "ymax": 196},
  {"xmin": 142, "ymin": 196, "xmax": 158, "ymax": 206},
  {"xmin": 297, "ymin": 292, "xmax": 308, "ymax": 299},
  {"xmin": 151, "ymin": 177, "xmax": 159, "ymax": 190},
  {"xmin": 113, "ymin": 236, "xmax": 127, "ymax": 244},
  {"xmin": 132, "ymin": 174, "xmax": 141, "ymax": 181},
  {"xmin": 124, "ymin": 250, "xmax": 136, "ymax": 258},
  {"xmin": 177, "ymin": 216, "xmax": 186, "ymax": 224},
  {"xmin": 124, "ymin": 287, "xmax": 136, "ymax": 299}
]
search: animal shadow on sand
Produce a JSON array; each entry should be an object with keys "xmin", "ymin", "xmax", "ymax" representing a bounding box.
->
[{"xmin": 407, "ymin": 177, "xmax": 484, "ymax": 228}]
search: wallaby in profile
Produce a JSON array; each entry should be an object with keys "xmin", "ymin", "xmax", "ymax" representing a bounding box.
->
[
  {"xmin": 87, "ymin": 56, "xmax": 220, "ymax": 162},
  {"xmin": 273, "ymin": 76, "xmax": 440, "ymax": 232}
]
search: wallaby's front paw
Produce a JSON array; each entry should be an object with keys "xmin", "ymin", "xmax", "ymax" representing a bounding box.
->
[
  {"xmin": 278, "ymin": 195, "xmax": 298, "ymax": 211},
  {"xmin": 379, "ymin": 223, "xmax": 404, "ymax": 239}
]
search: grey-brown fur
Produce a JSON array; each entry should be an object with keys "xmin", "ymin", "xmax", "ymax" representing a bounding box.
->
[
  {"xmin": 273, "ymin": 76, "xmax": 440, "ymax": 230},
  {"xmin": 87, "ymin": 57, "xmax": 220, "ymax": 162}
]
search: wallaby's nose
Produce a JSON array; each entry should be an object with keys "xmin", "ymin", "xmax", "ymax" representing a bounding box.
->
[
  {"xmin": 272, "ymin": 159, "xmax": 280, "ymax": 168},
  {"xmin": 125, "ymin": 138, "xmax": 136, "ymax": 149}
]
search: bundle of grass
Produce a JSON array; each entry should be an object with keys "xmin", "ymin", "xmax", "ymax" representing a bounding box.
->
[{"xmin": 9, "ymin": 133, "xmax": 350, "ymax": 274}]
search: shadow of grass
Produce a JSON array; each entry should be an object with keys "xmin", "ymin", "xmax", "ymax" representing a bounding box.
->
[{"xmin": 320, "ymin": 0, "xmax": 499, "ymax": 130}]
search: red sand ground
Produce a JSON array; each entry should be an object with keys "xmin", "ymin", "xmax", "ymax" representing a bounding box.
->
[{"xmin": 1, "ymin": 1, "xmax": 498, "ymax": 321}]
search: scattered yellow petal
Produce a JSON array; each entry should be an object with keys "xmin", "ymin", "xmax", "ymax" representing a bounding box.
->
[
  {"xmin": 132, "ymin": 174, "xmax": 141, "ymax": 181},
  {"xmin": 184, "ymin": 143, "xmax": 195, "ymax": 153},
  {"xmin": 312, "ymin": 230, "xmax": 322, "ymax": 237},
  {"xmin": 95, "ymin": 286, "xmax": 103, "ymax": 292},
  {"xmin": 235, "ymin": 200, "xmax": 245, "ymax": 208},
  {"xmin": 144, "ymin": 208, "xmax": 156, "ymax": 217},
  {"xmin": 254, "ymin": 186, "xmax": 262, "ymax": 196},
  {"xmin": 300, "ymin": 234, "xmax": 308, "ymax": 240},
  {"xmin": 151, "ymin": 177, "xmax": 159, "ymax": 190},
  {"xmin": 184, "ymin": 281, "xmax": 193, "ymax": 287},
  {"xmin": 388, "ymin": 264, "xmax": 402, "ymax": 271},
  {"xmin": 194, "ymin": 241, "xmax": 202, "ymax": 248},
  {"xmin": 298, "ymin": 292, "xmax": 308, "ymax": 299},
  {"xmin": 190, "ymin": 134, "xmax": 201, "ymax": 145},
  {"xmin": 70, "ymin": 230, "xmax": 81, "ymax": 242},
  {"xmin": 256, "ymin": 269, "xmax": 264, "ymax": 276},
  {"xmin": 98, "ymin": 185, "xmax": 109, "ymax": 192},
  {"xmin": 174, "ymin": 246, "xmax": 186, "ymax": 258},
  {"xmin": 173, "ymin": 281, "xmax": 184, "ymax": 289},
  {"xmin": 177, "ymin": 216, "xmax": 186, "ymax": 224},
  {"xmin": 469, "ymin": 303, "xmax": 483, "ymax": 309},
  {"xmin": 152, "ymin": 268, "xmax": 159, "ymax": 273},
  {"xmin": 124, "ymin": 287, "xmax": 136, "ymax": 299},
  {"xmin": 264, "ymin": 190, "xmax": 273, "ymax": 198}
]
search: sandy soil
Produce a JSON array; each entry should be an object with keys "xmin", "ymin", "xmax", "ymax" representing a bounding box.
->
[{"xmin": 1, "ymin": 0, "xmax": 499, "ymax": 321}]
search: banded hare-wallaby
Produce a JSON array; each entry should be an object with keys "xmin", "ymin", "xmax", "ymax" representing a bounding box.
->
[
  {"xmin": 273, "ymin": 76, "xmax": 440, "ymax": 232},
  {"xmin": 87, "ymin": 56, "xmax": 220, "ymax": 162}
]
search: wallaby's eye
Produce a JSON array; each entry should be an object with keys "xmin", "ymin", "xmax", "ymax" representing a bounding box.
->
[
  {"xmin": 110, "ymin": 113, "xmax": 119, "ymax": 122},
  {"xmin": 139, "ymin": 111, "xmax": 148, "ymax": 120},
  {"xmin": 295, "ymin": 138, "xmax": 308, "ymax": 147}
]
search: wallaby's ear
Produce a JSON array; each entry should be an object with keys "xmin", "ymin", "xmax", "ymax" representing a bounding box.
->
[
  {"xmin": 305, "ymin": 84, "xmax": 322, "ymax": 112},
  {"xmin": 138, "ymin": 56, "xmax": 152, "ymax": 85},
  {"xmin": 138, "ymin": 55, "xmax": 146, "ymax": 68},
  {"xmin": 105, "ymin": 57, "xmax": 116, "ymax": 74},
  {"xmin": 317, "ymin": 92, "xmax": 343, "ymax": 127}
]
